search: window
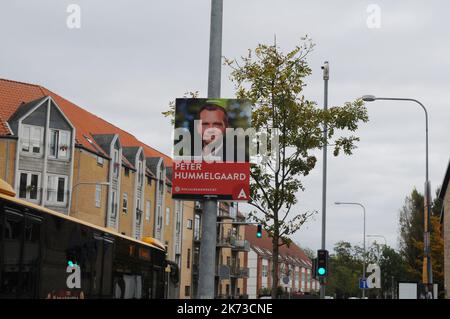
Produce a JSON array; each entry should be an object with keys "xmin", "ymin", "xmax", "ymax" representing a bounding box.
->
[
  {"xmin": 95, "ymin": 184, "xmax": 102, "ymax": 207},
  {"xmin": 47, "ymin": 175, "xmax": 67, "ymax": 204},
  {"xmin": 49, "ymin": 129, "xmax": 70, "ymax": 159},
  {"xmin": 146, "ymin": 200, "xmax": 151, "ymax": 221},
  {"xmin": 138, "ymin": 161, "xmax": 143, "ymax": 186},
  {"xmin": 113, "ymin": 149, "xmax": 119, "ymax": 178},
  {"xmin": 262, "ymin": 265, "xmax": 268, "ymax": 277},
  {"xmin": 187, "ymin": 219, "xmax": 193, "ymax": 230},
  {"xmin": 147, "ymin": 176, "xmax": 152, "ymax": 185},
  {"xmin": 226, "ymin": 256, "xmax": 231, "ymax": 266},
  {"xmin": 18, "ymin": 172, "xmax": 40, "ymax": 201},
  {"xmin": 21, "ymin": 125, "xmax": 43, "ymax": 155},
  {"xmin": 187, "ymin": 249, "xmax": 191, "ymax": 269},
  {"xmin": 111, "ymin": 191, "xmax": 117, "ymax": 217},
  {"xmin": 185, "ymin": 286, "xmax": 190, "ymax": 297},
  {"xmin": 165, "ymin": 208, "xmax": 170, "ymax": 226},
  {"xmin": 194, "ymin": 215, "xmax": 201, "ymax": 240},
  {"xmin": 97, "ymin": 156, "xmax": 104, "ymax": 166},
  {"xmin": 136, "ymin": 198, "xmax": 142, "ymax": 223},
  {"xmin": 124, "ymin": 167, "xmax": 129, "ymax": 177},
  {"xmin": 122, "ymin": 193, "xmax": 128, "ymax": 213}
]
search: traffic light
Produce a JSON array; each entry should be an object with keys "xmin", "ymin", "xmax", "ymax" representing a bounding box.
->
[
  {"xmin": 256, "ymin": 224, "xmax": 262, "ymax": 238},
  {"xmin": 317, "ymin": 249, "xmax": 329, "ymax": 277}
]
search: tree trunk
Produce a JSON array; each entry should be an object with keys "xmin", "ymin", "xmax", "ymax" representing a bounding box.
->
[{"xmin": 271, "ymin": 235, "xmax": 279, "ymax": 299}]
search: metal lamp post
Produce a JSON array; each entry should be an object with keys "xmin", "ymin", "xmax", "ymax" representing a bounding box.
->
[
  {"xmin": 361, "ymin": 95, "xmax": 432, "ymax": 285},
  {"xmin": 335, "ymin": 201, "xmax": 366, "ymax": 298}
]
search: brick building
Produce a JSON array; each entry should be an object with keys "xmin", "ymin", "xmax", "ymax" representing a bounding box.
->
[
  {"xmin": 244, "ymin": 225, "xmax": 319, "ymax": 298},
  {"xmin": 0, "ymin": 77, "xmax": 247, "ymax": 298}
]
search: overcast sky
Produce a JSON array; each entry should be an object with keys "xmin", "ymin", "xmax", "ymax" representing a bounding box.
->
[{"xmin": 1, "ymin": 0, "xmax": 449, "ymax": 252}]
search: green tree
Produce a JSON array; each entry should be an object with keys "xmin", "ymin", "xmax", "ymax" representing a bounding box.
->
[
  {"xmin": 326, "ymin": 241, "xmax": 362, "ymax": 298},
  {"xmin": 378, "ymin": 245, "xmax": 408, "ymax": 298},
  {"xmin": 398, "ymin": 188, "xmax": 424, "ymax": 281},
  {"xmin": 398, "ymin": 187, "xmax": 444, "ymax": 297},
  {"xmin": 225, "ymin": 39, "xmax": 368, "ymax": 298}
]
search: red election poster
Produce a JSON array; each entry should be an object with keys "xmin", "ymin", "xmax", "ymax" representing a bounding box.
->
[{"xmin": 172, "ymin": 98, "xmax": 251, "ymax": 201}]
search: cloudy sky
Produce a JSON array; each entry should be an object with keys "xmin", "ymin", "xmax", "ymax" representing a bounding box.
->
[{"xmin": 1, "ymin": 0, "xmax": 449, "ymax": 252}]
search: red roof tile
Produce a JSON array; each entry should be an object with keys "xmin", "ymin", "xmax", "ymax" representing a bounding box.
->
[
  {"xmin": 0, "ymin": 78, "xmax": 172, "ymax": 166},
  {"xmin": 245, "ymin": 224, "xmax": 311, "ymax": 266}
]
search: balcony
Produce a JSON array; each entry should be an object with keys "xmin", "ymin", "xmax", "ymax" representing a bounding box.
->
[
  {"xmin": 217, "ymin": 208, "xmax": 233, "ymax": 220},
  {"xmin": 230, "ymin": 266, "xmax": 249, "ymax": 279},
  {"xmin": 216, "ymin": 264, "xmax": 231, "ymax": 279},
  {"xmin": 216, "ymin": 235, "xmax": 233, "ymax": 248},
  {"xmin": 230, "ymin": 238, "xmax": 250, "ymax": 252},
  {"xmin": 193, "ymin": 232, "xmax": 201, "ymax": 245},
  {"xmin": 192, "ymin": 264, "xmax": 199, "ymax": 277}
]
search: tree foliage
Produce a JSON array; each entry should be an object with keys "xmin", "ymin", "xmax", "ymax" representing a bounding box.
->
[
  {"xmin": 326, "ymin": 241, "xmax": 408, "ymax": 299},
  {"xmin": 225, "ymin": 38, "xmax": 368, "ymax": 297},
  {"xmin": 398, "ymin": 187, "xmax": 444, "ymax": 297}
]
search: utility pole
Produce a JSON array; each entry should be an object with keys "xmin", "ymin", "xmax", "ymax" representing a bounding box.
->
[
  {"xmin": 197, "ymin": 0, "xmax": 223, "ymax": 299},
  {"xmin": 320, "ymin": 61, "xmax": 329, "ymax": 299}
]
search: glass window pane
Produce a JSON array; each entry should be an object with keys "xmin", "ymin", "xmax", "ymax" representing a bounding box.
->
[
  {"xmin": 47, "ymin": 176, "xmax": 55, "ymax": 202},
  {"xmin": 21, "ymin": 126, "xmax": 31, "ymax": 152},
  {"xmin": 31, "ymin": 127, "xmax": 42, "ymax": 153},
  {"xmin": 59, "ymin": 131, "xmax": 69, "ymax": 158},
  {"xmin": 29, "ymin": 174, "xmax": 38, "ymax": 200},
  {"xmin": 96, "ymin": 185, "xmax": 101, "ymax": 208},
  {"xmin": 1, "ymin": 213, "xmax": 24, "ymax": 296},
  {"xmin": 57, "ymin": 177, "xmax": 65, "ymax": 202},
  {"xmin": 50, "ymin": 130, "xmax": 58, "ymax": 157},
  {"xmin": 19, "ymin": 173, "xmax": 27, "ymax": 198},
  {"xmin": 122, "ymin": 194, "xmax": 128, "ymax": 213},
  {"xmin": 145, "ymin": 201, "xmax": 150, "ymax": 220}
]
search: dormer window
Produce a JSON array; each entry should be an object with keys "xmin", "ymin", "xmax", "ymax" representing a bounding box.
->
[
  {"xmin": 21, "ymin": 125, "xmax": 43, "ymax": 155},
  {"xmin": 49, "ymin": 129, "xmax": 70, "ymax": 159}
]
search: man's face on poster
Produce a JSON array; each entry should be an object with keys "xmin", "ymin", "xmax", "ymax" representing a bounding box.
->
[{"xmin": 196, "ymin": 106, "xmax": 228, "ymax": 146}]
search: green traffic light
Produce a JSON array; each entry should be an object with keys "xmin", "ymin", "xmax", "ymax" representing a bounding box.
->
[
  {"xmin": 256, "ymin": 232, "xmax": 262, "ymax": 238},
  {"xmin": 318, "ymin": 267, "xmax": 326, "ymax": 275}
]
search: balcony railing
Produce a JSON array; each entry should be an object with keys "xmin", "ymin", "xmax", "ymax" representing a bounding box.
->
[
  {"xmin": 217, "ymin": 209, "xmax": 233, "ymax": 220},
  {"xmin": 193, "ymin": 264, "xmax": 199, "ymax": 276},
  {"xmin": 231, "ymin": 266, "xmax": 249, "ymax": 278},
  {"xmin": 216, "ymin": 235, "xmax": 233, "ymax": 247},
  {"xmin": 230, "ymin": 238, "xmax": 250, "ymax": 252}
]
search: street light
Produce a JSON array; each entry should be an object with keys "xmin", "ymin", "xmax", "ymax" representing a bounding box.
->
[
  {"xmin": 71, "ymin": 181, "xmax": 110, "ymax": 217},
  {"xmin": 361, "ymin": 95, "xmax": 432, "ymax": 285},
  {"xmin": 335, "ymin": 201, "xmax": 366, "ymax": 298}
]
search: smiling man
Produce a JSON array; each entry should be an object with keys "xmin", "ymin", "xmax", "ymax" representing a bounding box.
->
[{"xmin": 196, "ymin": 101, "xmax": 229, "ymax": 161}]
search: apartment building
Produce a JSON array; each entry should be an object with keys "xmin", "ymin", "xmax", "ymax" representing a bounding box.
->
[
  {"xmin": 244, "ymin": 225, "xmax": 319, "ymax": 298},
  {"xmin": 190, "ymin": 202, "xmax": 249, "ymax": 298},
  {"xmin": 0, "ymin": 78, "xmax": 195, "ymax": 298}
]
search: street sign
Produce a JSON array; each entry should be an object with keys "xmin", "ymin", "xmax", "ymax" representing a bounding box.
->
[{"xmin": 359, "ymin": 278, "xmax": 369, "ymax": 289}]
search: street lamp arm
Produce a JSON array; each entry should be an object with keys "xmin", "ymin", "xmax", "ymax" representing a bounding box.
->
[
  {"xmin": 335, "ymin": 201, "xmax": 366, "ymax": 297},
  {"xmin": 361, "ymin": 94, "xmax": 432, "ymax": 284},
  {"xmin": 373, "ymin": 97, "xmax": 428, "ymax": 124}
]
